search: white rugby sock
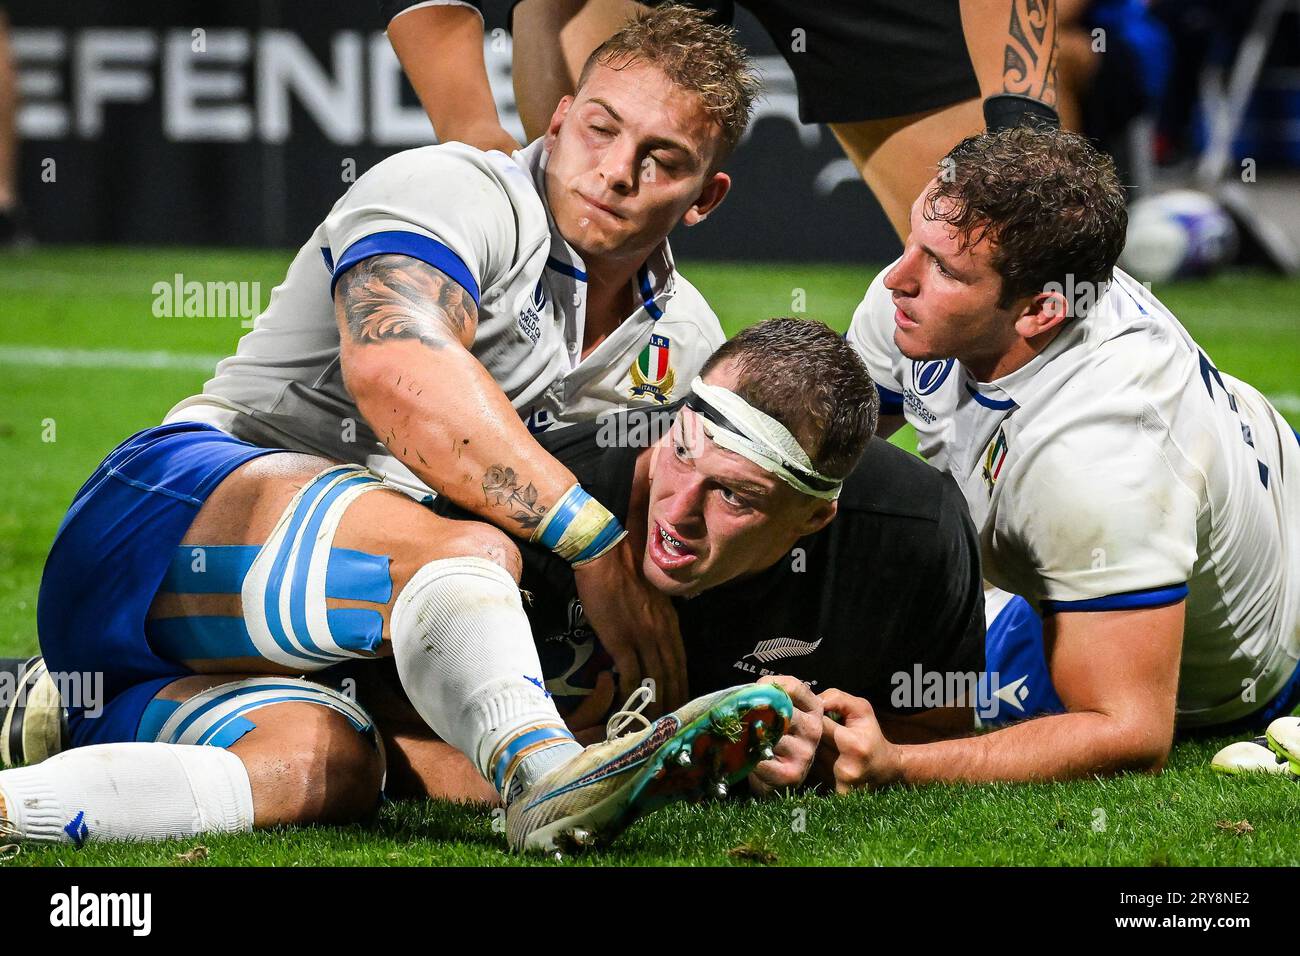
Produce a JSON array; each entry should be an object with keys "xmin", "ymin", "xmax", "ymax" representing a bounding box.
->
[
  {"xmin": 390, "ymin": 557, "xmax": 581, "ymax": 801},
  {"xmin": 0, "ymin": 743, "xmax": 254, "ymax": 844}
]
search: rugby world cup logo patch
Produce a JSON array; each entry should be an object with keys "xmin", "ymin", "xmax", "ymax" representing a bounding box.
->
[
  {"xmin": 912, "ymin": 359, "xmax": 955, "ymax": 396},
  {"xmin": 516, "ymin": 279, "xmax": 547, "ymax": 345},
  {"xmin": 629, "ymin": 333, "xmax": 675, "ymax": 404}
]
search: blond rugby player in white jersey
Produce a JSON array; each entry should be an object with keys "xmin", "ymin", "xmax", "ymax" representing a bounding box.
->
[
  {"xmin": 158, "ymin": 8, "xmax": 758, "ymax": 712},
  {"xmin": 822, "ymin": 127, "xmax": 1300, "ymax": 789}
]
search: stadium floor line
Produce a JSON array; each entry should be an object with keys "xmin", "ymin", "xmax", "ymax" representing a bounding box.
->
[
  {"xmin": 0, "ymin": 345, "xmax": 223, "ymax": 372},
  {"xmin": 0, "ymin": 344, "xmax": 1294, "ymax": 415}
]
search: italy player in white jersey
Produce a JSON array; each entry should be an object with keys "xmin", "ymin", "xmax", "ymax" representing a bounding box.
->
[
  {"xmin": 165, "ymin": 135, "xmax": 721, "ymax": 493},
  {"xmin": 1, "ymin": 322, "xmax": 913, "ymax": 852},
  {"xmin": 820, "ymin": 127, "xmax": 1300, "ymax": 789},
  {"xmin": 157, "ymin": 8, "xmax": 758, "ymax": 712},
  {"xmin": 0, "ymin": 9, "xmax": 801, "ymax": 855}
]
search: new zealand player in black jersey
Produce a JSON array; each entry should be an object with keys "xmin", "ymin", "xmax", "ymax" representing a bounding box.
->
[
  {"xmin": 513, "ymin": 364, "xmax": 984, "ymax": 743},
  {"xmin": 354, "ymin": 317, "xmax": 985, "ymax": 801}
]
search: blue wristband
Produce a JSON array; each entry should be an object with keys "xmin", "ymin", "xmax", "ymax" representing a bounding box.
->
[{"xmin": 536, "ymin": 486, "xmax": 590, "ymax": 551}]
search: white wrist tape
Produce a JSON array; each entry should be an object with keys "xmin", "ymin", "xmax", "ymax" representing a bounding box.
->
[{"xmin": 530, "ymin": 483, "xmax": 627, "ymax": 566}]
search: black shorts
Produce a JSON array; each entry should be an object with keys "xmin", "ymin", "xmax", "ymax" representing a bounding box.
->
[{"xmin": 661, "ymin": 0, "xmax": 981, "ymax": 124}]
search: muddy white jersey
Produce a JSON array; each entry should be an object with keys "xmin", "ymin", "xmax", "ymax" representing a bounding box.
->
[
  {"xmin": 166, "ymin": 139, "xmax": 723, "ymax": 496},
  {"xmin": 849, "ymin": 264, "xmax": 1300, "ymax": 726}
]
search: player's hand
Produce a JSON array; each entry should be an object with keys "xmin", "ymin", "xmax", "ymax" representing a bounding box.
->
[
  {"xmin": 572, "ymin": 537, "xmax": 687, "ymax": 717},
  {"xmin": 748, "ymin": 675, "xmax": 823, "ymax": 795},
  {"xmin": 813, "ymin": 688, "xmax": 901, "ymax": 792}
]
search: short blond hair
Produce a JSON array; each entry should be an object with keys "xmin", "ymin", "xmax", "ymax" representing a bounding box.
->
[{"xmin": 576, "ymin": 4, "xmax": 760, "ymax": 162}]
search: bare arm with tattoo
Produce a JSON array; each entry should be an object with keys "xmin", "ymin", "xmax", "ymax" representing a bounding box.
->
[
  {"xmin": 960, "ymin": 0, "xmax": 1059, "ymax": 107},
  {"xmin": 335, "ymin": 254, "xmax": 574, "ymax": 536},
  {"xmin": 334, "ymin": 254, "xmax": 689, "ymax": 712}
]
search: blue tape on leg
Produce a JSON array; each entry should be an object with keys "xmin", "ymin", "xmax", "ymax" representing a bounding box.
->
[
  {"xmin": 136, "ymin": 697, "xmax": 182, "ymax": 742},
  {"xmin": 285, "ymin": 474, "xmax": 378, "ymax": 661},
  {"xmin": 262, "ymin": 471, "xmax": 356, "ymax": 666},
  {"xmin": 160, "ymin": 543, "xmax": 391, "ymax": 602},
  {"xmin": 206, "ymin": 716, "xmax": 258, "ymax": 749},
  {"xmin": 326, "ymin": 548, "xmax": 392, "ymax": 604},
  {"xmin": 493, "ymin": 726, "xmax": 576, "ymax": 792},
  {"xmin": 197, "ymin": 697, "xmax": 304, "ymax": 746},
  {"xmin": 148, "ymin": 591, "xmax": 386, "ymax": 669},
  {"xmin": 196, "ymin": 694, "xmax": 369, "ymax": 746},
  {"xmin": 324, "ymin": 608, "xmax": 385, "ymax": 654},
  {"xmin": 166, "ymin": 682, "xmax": 330, "ymax": 743}
]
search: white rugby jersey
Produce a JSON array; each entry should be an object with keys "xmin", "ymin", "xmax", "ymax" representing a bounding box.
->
[
  {"xmin": 166, "ymin": 139, "xmax": 723, "ymax": 494},
  {"xmin": 849, "ymin": 264, "xmax": 1300, "ymax": 726}
]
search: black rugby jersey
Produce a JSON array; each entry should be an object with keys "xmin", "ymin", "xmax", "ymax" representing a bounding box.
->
[{"xmin": 437, "ymin": 409, "xmax": 984, "ymax": 714}]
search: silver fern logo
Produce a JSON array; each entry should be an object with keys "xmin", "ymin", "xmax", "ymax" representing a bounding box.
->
[{"xmin": 743, "ymin": 637, "xmax": 823, "ymax": 664}]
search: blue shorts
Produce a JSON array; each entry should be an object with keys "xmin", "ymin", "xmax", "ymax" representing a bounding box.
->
[
  {"xmin": 982, "ymin": 596, "xmax": 1064, "ymax": 726},
  {"xmin": 984, "ymin": 594, "xmax": 1300, "ymax": 733},
  {"xmin": 38, "ymin": 422, "xmax": 279, "ymax": 747}
]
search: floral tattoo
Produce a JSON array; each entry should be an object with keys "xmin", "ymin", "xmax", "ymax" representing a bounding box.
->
[{"xmin": 482, "ymin": 465, "xmax": 548, "ymax": 531}]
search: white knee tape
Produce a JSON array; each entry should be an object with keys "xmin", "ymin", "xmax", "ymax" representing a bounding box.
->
[
  {"xmin": 241, "ymin": 465, "xmax": 387, "ymax": 669},
  {"xmin": 143, "ymin": 676, "xmax": 386, "ymax": 793},
  {"xmin": 152, "ymin": 676, "xmax": 380, "ymax": 749}
]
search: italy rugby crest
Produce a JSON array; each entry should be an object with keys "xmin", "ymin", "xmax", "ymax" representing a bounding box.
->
[
  {"xmin": 629, "ymin": 333, "xmax": 675, "ymax": 404},
  {"xmin": 982, "ymin": 426, "xmax": 1009, "ymax": 495}
]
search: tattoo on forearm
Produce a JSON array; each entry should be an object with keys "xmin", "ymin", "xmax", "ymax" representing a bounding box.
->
[
  {"xmin": 1003, "ymin": 0, "xmax": 1057, "ymax": 106},
  {"xmin": 338, "ymin": 254, "xmax": 476, "ymax": 349},
  {"xmin": 482, "ymin": 464, "xmax": 547, "ymax": 531}
]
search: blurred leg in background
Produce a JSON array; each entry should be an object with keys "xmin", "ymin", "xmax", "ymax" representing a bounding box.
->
[
  {"xmin": 1054, "ymin": 0, "xmax": 1100, "ymax": 132},
  {"xmin": 829, "ymin": 102, "xmax": 985, "ymax": 240},
  {"xmin": 511, "ymin": 0, "xmax": 647, "ymax": 141}
]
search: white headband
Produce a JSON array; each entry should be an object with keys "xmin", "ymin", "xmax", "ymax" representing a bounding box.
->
[{"xmin": 685, "ymin": 377, "xmax": 843, "ymax": 501}]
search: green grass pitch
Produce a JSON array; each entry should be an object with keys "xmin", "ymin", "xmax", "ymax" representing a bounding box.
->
[{"xmin": 0, "ymin": 247, "xmax": 1297, "ymax": 867}]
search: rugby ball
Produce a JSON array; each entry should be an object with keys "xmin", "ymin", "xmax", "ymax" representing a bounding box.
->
[{"xmin": 1119, "ymin": 189, "xmax": 1239, "ymax": 282}]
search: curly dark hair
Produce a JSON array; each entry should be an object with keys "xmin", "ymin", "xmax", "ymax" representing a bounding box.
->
[
  {"xmin": 927, "ymin": 127, "xmax": 1128, "ymax": 316},
  {"xmin": 700, "ymin": 318, "xmax": 878, "ymax": 481},
  {"xmin": 577, "ymin": 4, "xmax": 761, "ymax": 163}
]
